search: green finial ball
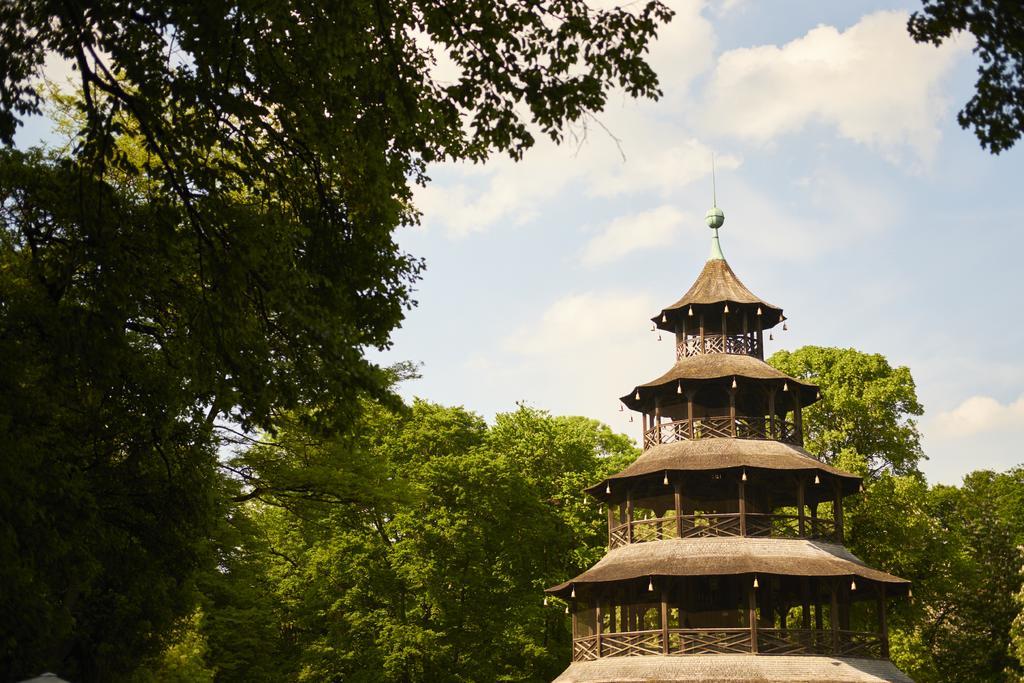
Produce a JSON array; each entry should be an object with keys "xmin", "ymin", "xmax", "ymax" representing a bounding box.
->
[{"xmin": 705, "ymin": 206, "xmax": 725, "ymax": 229}]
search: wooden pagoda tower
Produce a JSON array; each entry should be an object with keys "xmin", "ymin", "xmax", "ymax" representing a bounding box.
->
[{"xmin": 546, "ymin": 205, "xmax": 913, "ymax": 682}]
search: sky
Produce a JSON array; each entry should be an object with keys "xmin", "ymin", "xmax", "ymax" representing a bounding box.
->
[{"xmin": 15, "ymin": 1, "xmax": 1024, "ymax": 485}]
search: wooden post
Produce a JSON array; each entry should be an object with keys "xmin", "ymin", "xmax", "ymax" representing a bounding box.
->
[
  {"xmin": 607, "ymin": 503, "xmax": 614, "ymax": 548},
  {"xmin": 768, "ymin": 387, "xmax": 777, "ymax": 440},
  {"xmin": 596, "ymin": 599, "xmax": 603, "ymax": 658},
  {"xmin": 626, "ymin": 488, "xmax": 634, "ymax": 544},
  {"xmin": 814, "ymin": 578, "xmax": 823, "ymax": 632},
  {"xmin": 654, "ymin": 397, "xmax": 662, "ymax": 445},
  {"xmin": 738, "ymin": 477, "xmax": 747, "ymax": 536},
  {"xmin": 830, "ymin": 581, "xmax": 840, "ymax": 654},
  {"xmin": 661, "ymin": 586, "xmax": 670, "ymax": 654},
  {"xmin": 686, "ymin": 391, "xmax": 696, "ymax": 440},
  {"xmin": 810, "ymin": 501, "xmax": 819, "ymax": 538},
  {"xmin": 674, "ymin": 482, "xmax": 683, "ymax": 539},
  {"xmin": 721, "ymin": 307, "xmax": 728, "ymax": 350},
  {"xmin": 748, "ymin": 581, "xmax": 759, "ymax": 654},
  {"xmin": 801, "ymin": 578, "xmax": 811, "ymax": 630},
  {"xmin": 729, "ymin": 386, "xmax": 737, "ymax": 436},
  {"xmin": 879, "ymin": 584, "xmax": 889, "ymax": 657},
  {"xmin": 797, "ymin": 475, "xmax": 806, "ymax": 537},
  {"xmin": 756, "ymin": 317, "xmax": 764, "ymax": 359},
  {"xmin": 699, "ymin": 313, "xmax": 705, "ymax": 354},
  {"xmin": 834, "ymin": 480, "xmax": 845, "ymax": 543},
  {"xmin": 794, "ymin": 389, "xmax": 804, "ymax": 445}
]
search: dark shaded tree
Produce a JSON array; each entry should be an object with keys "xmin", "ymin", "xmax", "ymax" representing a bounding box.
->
[{"xmin": 909, "ymin": 0, "xmax": 1024, "ymax": 153}]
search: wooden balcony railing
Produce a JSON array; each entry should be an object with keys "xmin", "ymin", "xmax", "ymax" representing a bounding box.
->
[
  {"xmin": 608, "ymin": 513, "xmax": 838, "ymax": 550},
  {"xmin": 677, "ymin": 334, "xmax": 761, "ymax": 360},
  {"xmin": 643, "ymin": 416, "xmax": 800, "ymax": 449},
  {"xmin": 572, "ymin": 628, "xmax": 885, "ymax": 661}
]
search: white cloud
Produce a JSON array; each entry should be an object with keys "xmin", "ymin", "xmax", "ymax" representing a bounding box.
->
[
  {"xmin": 930, "ymin": 395, "xmax": 1024, "ymax": 439},
  {"xmin": 701, "ymin": 11, "xmax": 970, "ymax": 163},
  {"xmin": 581, "ymin": 205, "xmax": 685, "ymax": 266}
]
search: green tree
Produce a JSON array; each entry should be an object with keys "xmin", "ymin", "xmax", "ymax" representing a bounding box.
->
[
  {"xmin": 206, "ymin": 400, "xmax": 637, "ymax": 682},
  {"xmin": 0, "ymin": 1, "xmax": 672, "ymax": 676},
  {"xmin": 908, "ymin": 0, "xmax": 1024, "ymax": 153},
  {"xmin": 768, "ymin": 346, "xmax": 925, "ymax": 477}
]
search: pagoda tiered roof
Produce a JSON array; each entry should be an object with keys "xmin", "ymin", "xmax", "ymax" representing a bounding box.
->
[
  {"xmin": 621, "ymin": 353, "xmax": 818, "ymax": 410},
  {"xmin": 584, "ymin": 439, "xmax": 861, "ymax": 498},
  {"xmin": 654, "ymin": 255, "xmax": 784, "ymax": 331},
  {"xmin": 546, "ymin": 538, "xmax": 910, "ymax": 598}
]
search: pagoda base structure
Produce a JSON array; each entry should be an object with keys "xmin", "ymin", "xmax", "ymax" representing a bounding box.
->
[{"xmin": 554, "ymin": 655, "xmax": 914, "ymax": 683}]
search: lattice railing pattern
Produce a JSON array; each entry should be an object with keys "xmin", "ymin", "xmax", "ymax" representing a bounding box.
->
[
  {"xmin": 572, "ymin": 629, "xmax": 885, "ymax": 661},
  {"xmin": 643, "ymin": 416, "xmax": 800, "ymax": 448},
  {"xmin": 608, "ymin": 513, "xmax": 833, "ymax": 549},
  {"xmin": 677, "ymin": 334, "xmax": 761, "ymax": 360}
]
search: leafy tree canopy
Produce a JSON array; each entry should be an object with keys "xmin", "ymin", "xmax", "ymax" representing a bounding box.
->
[
  {"xmin": 768, "ymin": 346, "xmax": 925, "ymax": 477},
  {"xmin": 908, "ymin": 0, "xmax": 1024, "ymax": 153}
]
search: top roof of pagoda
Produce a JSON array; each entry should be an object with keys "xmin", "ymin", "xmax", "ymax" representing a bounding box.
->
[{"xmin": 653, "ymin": 210, "xmax": 784, "ymax": 331}]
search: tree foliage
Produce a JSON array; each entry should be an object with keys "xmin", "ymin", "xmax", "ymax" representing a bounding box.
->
[
  {"xmin": 908, "ymin": 0, "xmax": 1024, "ymax": 153},
  {"xmin": 768, "ymin": 346, "xmax": 924, "ymax": 477},
  {"xmin": 198, "ymin": 400, "xmax": 636, "ymax": 682},
  {"xmin": 0, "ymin": 1, "xmax": 672, "ymax": 677}
]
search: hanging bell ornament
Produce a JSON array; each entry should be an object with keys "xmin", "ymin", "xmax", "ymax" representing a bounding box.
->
[
  {"xmin": 851, "ymin": 579, "xmax": 857, "ymax": 591},
  {"xmin": 753, "ymin": 576, "xmax": 759, "ymax": 589},
  {"xmin": 657, "ymin": 334, "xmax": 662, "ymax": 341},
  {"xmin": 817, "ymin": 390, "xmax": 822, "ymax": 400},
  {"xmin": 688, "ymin": 306, "xmax": 694, "ymax": 317},
  {"xmin": 571, "ymin": 586, "xmax": 576, "ymax": 598},
  {"xmin": 650, "ymin": 324, "xmax": 656, "ymax": 332},
  {"xmin": 757, "ymin": 306, "xmax": 762, "ymax": 315},
  {"xmin": 783, "ymin": 382, "xmax": 789, "ymax": 392},
  {"xmin": 731, "ymin": 377, "xmax": 738, "ymax": 389},
  {"xmin": 724, "ymin": 303, "xmax": 730, "ymax": 314},
  {"xmin": 769, "ymin": 333, "xmax": 774, "ymax": 341},
  {"xmin": 741, "ymin": 469, "xmax": 747, "ymax": 482},
  {"xmin": 661, "ymin": 313, "xmax": 667, "ymax": 323},
  {"xmin": 783, "ymin": 322, "xmax": 788, "ymax": 331},
  {"xmin": 606, "ymin": 483, "xmax": 611, "ymax": 495},
  {"xmin": 648, "ymin": 577, "xmax": 654, "ymax": 592},
  {"xmin": 629, "ymin": 415, "xmax": 634, "ymax": 423},
  {"xmin": 565, "ymin": 606, "xmax": 570, "ymax": 614},
  {"xmin": 635, "ymin": 390, "xmax": 641, "ymax": 401},
  {"xmin": 663, "ymin": 472, "xmax": 669, "ymax": 486},
  {"xmin": 814, "ymin": 474, "xmax": 821, "ymax": 485},
  {"xmin": 677, "ymin": 381, "xmax": 683, "ymax": 395},
  {"xmin": 619, "ymin": 404, "xmax": 624, "ymax": 412}
]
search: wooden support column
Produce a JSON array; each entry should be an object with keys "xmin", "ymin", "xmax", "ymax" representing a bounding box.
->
[
  {"xmin": 748, "ymin": 582, "xmax": 759, "ymax": 654},
  {"xmin": 801, "ymin": 578, "xmax": 811, "ymax": 630},
  {"xmin": 830, "ymin": 581, "xmax": 840, "ymax": 654},
  {"xmin": 661, "ymin": 586, "xmax": 670, "ymax": 654},
  {"xmin": 607, "ymin": 503, "xmax": 614, "ymax": 548},
  {"xmin": 797, "ymin": 475, "xmax": 806, "ymax": 537},
  {"xmin": 699, "ymin": 314, "xmax": 705, "ymax": 354},
  {"xmin": 834, "ymin": 480, "xmax": 845, "ymax": 543},
  {"xmin": 810, "ymin": 501, "xmax": 819, "ymax": 538},
  {"xmin": 793, "ymin": 389, "xmax": 804, "ymax": 445},
  {"xmin": 729, "ymin": 386, "xmax": 737, "ymax": 436},
  {"xmin": 756, "ymin": 315, "xmax": 764, "ymax": 359},
  {"xmin": 814, "ymin": 579, "xmax": 823, "ymax": 631},
  {"xmin": 738, "ymin": 477, "xmax": 747, "ymax": 536},
  {"xmin": 721, "ymin": 307, "xmax": 728, "ymax": 349},
  {"xmin": 768, "ymin": 387, "xmax": 777, "ymax": 440},
  {"xmin": 595, "ymin": 600, "xmax": 603, "ymax": 658},
  {"xmin": 626, "ymin": 488, "xmax": 634, "ymax": 544},
  {"xmin": 686, "ymin": 390, "xmax": 696, "ymax": 439},
  {"xmin": 879, "ymin": 584, "xmax": 889, "ymax": 658},
  {"xmin": 654, "ymin": 397, "xmax": 662, "ymax": 445},
  {"xmin": 674, "ymin": 482, "xmax": 683, "ymax": 539}
]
